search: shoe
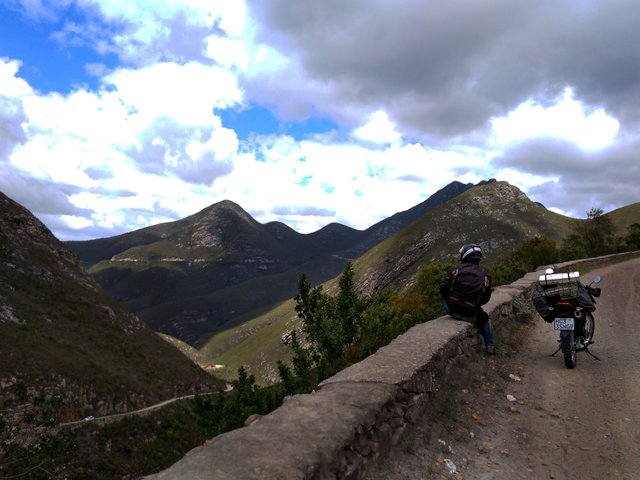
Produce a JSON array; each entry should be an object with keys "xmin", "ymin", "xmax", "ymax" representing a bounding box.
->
[{"xmin": 485, "ymin": 345, "xmax": 496, "ymax": 355}]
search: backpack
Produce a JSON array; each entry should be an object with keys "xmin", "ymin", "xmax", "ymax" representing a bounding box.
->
[{"xmin": 448, "ymin": 263, "xmax": 491, "ymax": 314}]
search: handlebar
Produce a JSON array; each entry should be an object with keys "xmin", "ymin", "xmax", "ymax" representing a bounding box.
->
[
  {"xmin": 587, "ymin": 286, "xmax": 601, "ymax": 297},
  {"xmin": 578, "ymin": 281, "xmax": 602, "ymax": 298}
]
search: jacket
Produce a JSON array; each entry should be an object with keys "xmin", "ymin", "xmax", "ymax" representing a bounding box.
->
[{"xmin": 440, "ymin": 262, "xmax": 492, "ymax": 314}]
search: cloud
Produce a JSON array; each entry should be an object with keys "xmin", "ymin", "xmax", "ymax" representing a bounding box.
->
[
  {"xmin": 0, "ymin": 59, "xmax": 30, "ymax": 160},
  {"xmin": 32, "ymin": 0, "xmax": 249, "ymax": 68},
  {"xmin": 104, "ymin": 61, "xmax": 242, "ymax": 124},
  {"xmin": 491, "ymin": 88, "xmax": 620, "ymax": 150},
  {"xmin": 493, "ymin": 136, "xmax": 640, "ymax": 217},
  {"xmin": 271, "ymin": 205, "xmax": 335, "ymax": 217},
  {"xmin": 1, "ymin": 56, "xmax": 245, "ymax": 239},
  {"xmin": 3, "ymin": 0, "xmax": 639, "ymax": 242},
  {"xmin": 246, "ymin": 0, "xmax": 640, "ymax": 144},
  {"xmin": 127, "ymin": 117, "xmax": 236, "ymax": 184},
  {"xmin": 6, "ymin": 0, "xmax": 72, "ymax": 21},
  {"xmin": 353, "ymin": 111, "xmax": 401, "ymax": 145}
]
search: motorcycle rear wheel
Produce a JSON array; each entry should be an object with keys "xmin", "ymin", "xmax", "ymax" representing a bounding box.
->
[{"xmin": 561, "ymin": 330, "xmax": 577, "ymax": 369}]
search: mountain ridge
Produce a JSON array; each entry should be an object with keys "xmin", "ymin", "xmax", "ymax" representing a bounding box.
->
[{"xmin": 67, "ymin": 180, "xmax": 484, "ymax": 345}]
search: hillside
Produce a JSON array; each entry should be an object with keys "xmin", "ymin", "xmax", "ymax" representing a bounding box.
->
[
  {"xmin": 67, "ymin": 200, "xmax": 360, "ymax": 345},
  {"xmin": 353, "ymin": 180, "xmax": 579, "ymax": 293},
  {"xmin": 199, "ymin": 181, "xmax": 591, "ymax": 383},
  {"xmin": 0, "ymin": 192, "xmax": 221, "ymax": 429},
  {"xmin": 68, "ymin": 181, "xmax": 480, "ymax": 346},
  {"xmin": 607, "ymin": 202, "xmax": 640, "ymax": 233}
]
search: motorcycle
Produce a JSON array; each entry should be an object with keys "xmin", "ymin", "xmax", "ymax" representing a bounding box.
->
[{"xmin": 532, "ymin": 269, "xmax": 602, "ymax": 369}]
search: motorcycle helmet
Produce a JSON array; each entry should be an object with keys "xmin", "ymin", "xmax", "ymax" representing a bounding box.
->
[{"xmin": 459, "ymin": 243, "xmax": 482, "ymax": 263}]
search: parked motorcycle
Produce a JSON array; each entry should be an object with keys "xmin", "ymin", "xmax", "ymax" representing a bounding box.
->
[{"xmin": 532, "ymin": 269, "xmax": 602, "ymax": 369}]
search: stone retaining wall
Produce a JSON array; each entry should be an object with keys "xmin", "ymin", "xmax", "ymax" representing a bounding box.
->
[{"xmin": 146, "ymin": 252, "xmax": 637, "ymax": 480}]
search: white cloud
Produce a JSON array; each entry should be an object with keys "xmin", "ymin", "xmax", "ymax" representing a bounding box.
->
[
  {"xmin": 210, "ymin": 134, "xmax": 487, "ymax": 233},
  {"xmin": 204, "ymin": 36, "xmax": 249, "ymax": 69},
  {"xmin": 490, "ymin": 88, "xmax": 620, "ymax": 150},
  {"xmin": 353, "ymin": 111, "xmax": 402, "ymax": 145},
  {"xmin": 104, "ymin": 62, "xmax": 242, "ymax": 126},
  {"xmin": 0, "ymin": 59, "xmax": 33, "ymax": 97},
  {"xmin": 1, "ymin": 54, "xmax": 247, "ymax": 238}
]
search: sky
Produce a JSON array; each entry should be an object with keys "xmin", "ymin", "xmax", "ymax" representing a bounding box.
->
[{"xmin": 1, "ymin": 0, "xmax": 638, "ymax": 241}]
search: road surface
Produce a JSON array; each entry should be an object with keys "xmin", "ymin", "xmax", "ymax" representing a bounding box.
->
[
  {"xmin": 59, "ymin": 391, "xmax": 221, "ymax": 428},
  {"xmin": 367, "ymin": 257, "xmax": 640, "ymax": 480}
]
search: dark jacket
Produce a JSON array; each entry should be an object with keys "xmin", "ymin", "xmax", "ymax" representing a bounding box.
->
[{"xmin": 440, "ymin": 262, "xmax": 492, "ymax": 314}]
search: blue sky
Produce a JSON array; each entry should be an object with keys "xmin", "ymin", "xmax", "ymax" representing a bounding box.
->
[{"xmin": 1, "ymin": 0, "xmax": 638, "ymax": 240}]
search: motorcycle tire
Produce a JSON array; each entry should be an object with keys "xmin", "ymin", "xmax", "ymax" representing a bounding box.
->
[
  {"xmin": 576, "ymin": 312, "xmax": 596, "ymax": 352},
  {"xmin": 560, "ymin": 330, "xmax": 577, "ymax": 369},
  {"xmin": 583, "ymin": 312, "xmax": 595, "ymax": 345}
]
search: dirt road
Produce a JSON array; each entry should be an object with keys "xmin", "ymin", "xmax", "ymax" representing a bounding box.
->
[{"xmin": 367, "ymin": 257, "xmax": 640, "ymax": 480}]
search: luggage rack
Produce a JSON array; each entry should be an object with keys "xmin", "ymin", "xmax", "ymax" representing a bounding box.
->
[{"xmin": 538, "ymin": 271, "xmax": 580, "ymax": 299}]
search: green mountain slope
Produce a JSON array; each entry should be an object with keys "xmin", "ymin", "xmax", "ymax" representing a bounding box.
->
[
  {"xmin": 607, "ymin": 202, "xmax": 640, "ymax": 232},
  {"xmin": 353, "ymin": 180, "xmax": 579, "ymax": 293},
  {"xmin": 0, "ymin": 193, "xmax": 221, "ymax": 427}
]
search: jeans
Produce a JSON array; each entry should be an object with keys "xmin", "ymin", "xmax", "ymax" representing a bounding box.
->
[{"xmin": 443, "ymin": 301, "xmax": 495, "ymax": 347}]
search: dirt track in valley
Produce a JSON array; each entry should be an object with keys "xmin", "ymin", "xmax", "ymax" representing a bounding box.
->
[{"xmin": 367, "ymin": 257, "xmax": 640, "ymax": 480}]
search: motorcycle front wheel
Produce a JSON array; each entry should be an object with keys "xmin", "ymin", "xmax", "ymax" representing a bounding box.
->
[
  {"xmin": 583, "ymin": 312, "xmax": 595, "ymax": 345},
  {"xmin": 560, "ymin": 330, "xmax": 577, "ymax": 369}
]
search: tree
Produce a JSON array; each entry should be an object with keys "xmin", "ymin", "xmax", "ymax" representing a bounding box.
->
[
  {"xmin": 560, "ymin": 208, "xmax": 615, "ymax": 259},
  {"xmin": 625, "ymin": 223, "xmax": 640, "ymax": 250},
  {"xmin": 559, "ymin": 233, "xmax": 588, "ymax": 261},
  {"xmin": 491, "ymin": 237, "xmax": 559, "ymax": 285},
  {"xmin": 336, "ymin": 263, "xmax": 362, "ymax": 344},
  {"xmin": 417, "ymin": 262, "xmax": 448, "ymax": 320},
  {"xmin": 519, "ymin": 237, "xmax": 559, "ymax": 270},
  {"xmin": 292, "ymin": 263, "xmax": 369, "ymax": 377},
  {"xmin": 581, "ymin": 207, "xmax": 614, "ymax": 256}
]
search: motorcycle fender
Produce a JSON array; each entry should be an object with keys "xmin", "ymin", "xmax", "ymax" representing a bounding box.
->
[{"xmin": 559, "ymin": 330, "xmax": 572, "ymax": 339}]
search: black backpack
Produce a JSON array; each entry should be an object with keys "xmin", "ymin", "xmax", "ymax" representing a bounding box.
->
[{"xmin": 448, "ymin": 263, "xmax": 491, "ymax": 314}]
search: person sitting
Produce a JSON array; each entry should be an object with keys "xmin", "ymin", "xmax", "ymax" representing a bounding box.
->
[{"xmin": 440, "ymin": 243, "xmax": 496, "ymax": 355}]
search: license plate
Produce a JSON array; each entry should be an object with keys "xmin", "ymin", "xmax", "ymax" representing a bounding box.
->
[{"xmin": 554, "ymin": 317, "xmax": 575, "ymax": 330}]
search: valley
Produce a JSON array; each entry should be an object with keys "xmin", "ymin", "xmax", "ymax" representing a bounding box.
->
[{"xmin": 2, "ymin": 179, "xmax": 639, "ymax": 478}]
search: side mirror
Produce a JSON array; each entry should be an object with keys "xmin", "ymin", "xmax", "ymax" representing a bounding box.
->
[{"xmin": 592, "ymin": 275, "xmax": 602, "ymax": 284}]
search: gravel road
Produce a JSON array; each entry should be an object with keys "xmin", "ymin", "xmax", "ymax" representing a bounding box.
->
[{"xmin": 366, "ymin": 257, "xmax": 640, "ymax": 480}]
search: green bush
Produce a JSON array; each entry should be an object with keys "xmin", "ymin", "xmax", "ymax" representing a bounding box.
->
[{"xmin": 489, "ymin": 237, "xmax": 559, "ymax": 286}]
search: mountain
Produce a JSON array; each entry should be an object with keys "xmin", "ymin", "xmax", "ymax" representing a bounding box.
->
[
  {"xmin": 67, "ymin": 181, "xmax": 481, "ymax": 346},
  {"xmin": 338, "ymin": 179, "xmax": 496, "ymax": 259},
  {"xmin": 353, "ymin": 180, "xmax": 579, "ymax": 293},
  {"xmin": 0, "ymin": 192, "xmax": 221, "ymax": 428},
  {"xmin": 199, "ymin": 181, "xmax": 605, "ymax": 382}
]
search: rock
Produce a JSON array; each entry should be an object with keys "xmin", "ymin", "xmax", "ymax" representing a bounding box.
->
[
  {"xmin": 444, "ymin": 458, "xmax": 457, "ymax": 475},
  {"xmin": 244, "ymin": 414, "xmax": 262, "ymax": 426},
  {"xmin": 478, "ymin": 442, "xmax": 492, "ymax": 454}
]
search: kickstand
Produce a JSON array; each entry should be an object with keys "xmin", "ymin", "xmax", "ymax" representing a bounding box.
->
[
  {"xmin": 549, "ymin": 345, "xmax": 601, "ymax": 361},
  {"xmin": 584, "ymin": 346, "xmax": 601, "ymax": 361}
]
